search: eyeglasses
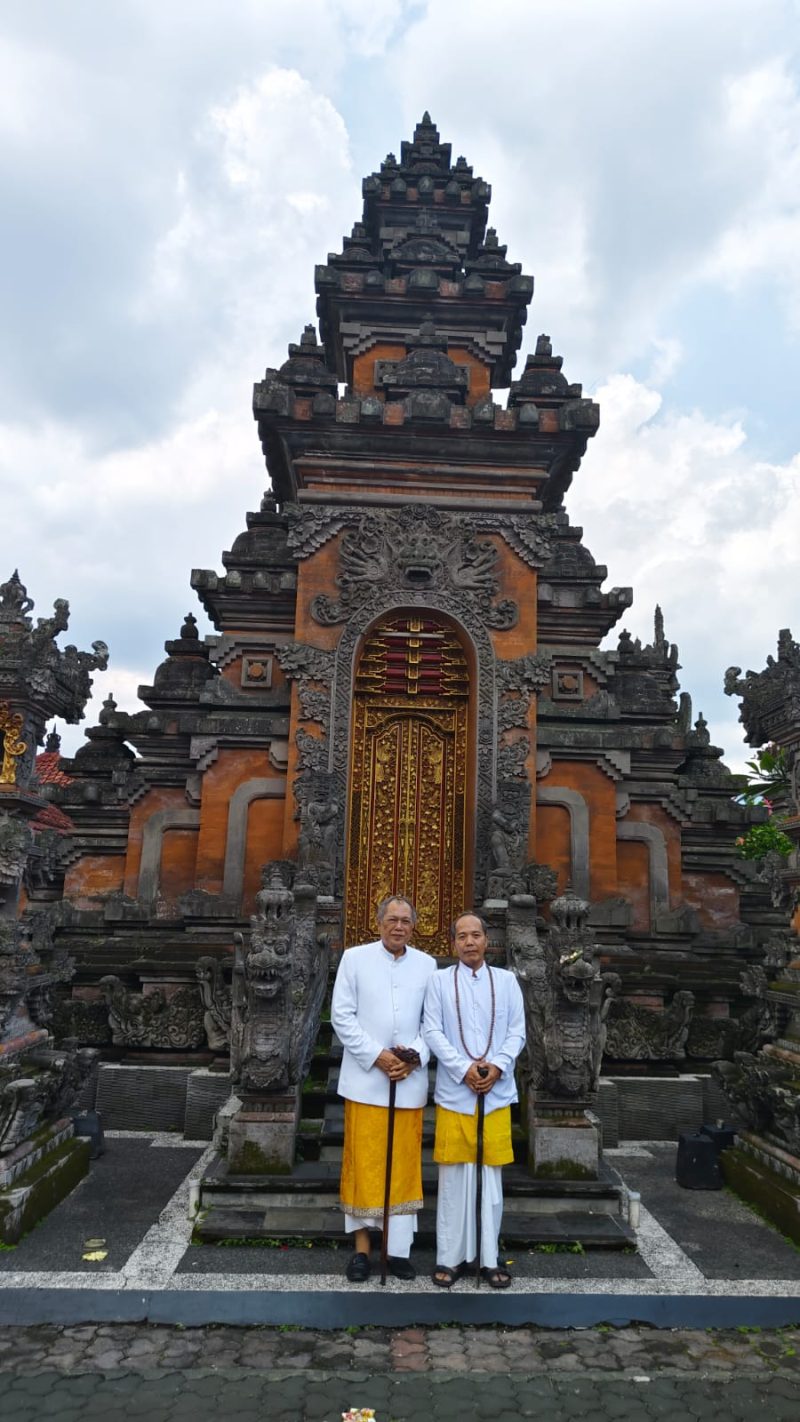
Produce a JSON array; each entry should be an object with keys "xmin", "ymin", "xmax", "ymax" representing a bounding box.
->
[{"xmin": 384, "ymin": 916, "xmax": 413, "ymax": 927}]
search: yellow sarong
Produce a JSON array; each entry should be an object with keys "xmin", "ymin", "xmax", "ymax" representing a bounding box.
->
[
  {"xmin": 434, "ymin": 1103, "xmax": 513, "ymax": 1166},
  {"xmin": 339, "ymin": 1100, "xmax": 424, "ymax": 1217}
]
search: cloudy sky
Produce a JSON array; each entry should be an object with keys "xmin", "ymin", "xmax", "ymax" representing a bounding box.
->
[{"xmin": 2, "ymin": 0, "xmax": 798, "ymax": 767}]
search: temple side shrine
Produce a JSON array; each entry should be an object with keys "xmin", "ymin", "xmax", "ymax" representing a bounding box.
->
[{"xmin": 31, "ymin": 114, "xmax": 785, "ymax": 1105}]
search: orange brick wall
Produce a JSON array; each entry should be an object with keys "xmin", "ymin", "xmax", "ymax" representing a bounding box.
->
[
  {"xmin": 536, "ymin": 803, "xmax": 571, "ymax": 893},
  {"xmin": 617, "ymin": 839, "xmax": 651, "ymax": 932},
  {"xmin": 158, "ymin": 828, "xmax": 199, "ymax": 903},
  {"xmin": 124, "ymin": 787, "xmax": 187, "ymax": 898},
  {"xmin": 194, "ymin": 748, "xmax": 287, "ymax": 893},
  {"xmin": 625, "ymin": 804, "xmax": 682, "ymax": 903},
  {"xmin": 682, "ymin": 870, "xmax": 741, "ymax": 930},
  {"xmin": 536, "ymin": 761, "xmax": 619, "ymax": 903},
  {"xmin": 243, "ymin": 797, "xmax": 287, "ymax": 912},
  {"xmin": 63, "ymin": 854, "xmax": 125, "ymax": 907}
]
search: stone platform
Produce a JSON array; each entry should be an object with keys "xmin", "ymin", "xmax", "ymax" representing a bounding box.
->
[
  {"xmin": 195, "ymin": 1156, "xmax": 634, "ymax": 1249},
  {"xmin": 0, "ymin": 1133, "xmax": 799, "ymax": 1328}
]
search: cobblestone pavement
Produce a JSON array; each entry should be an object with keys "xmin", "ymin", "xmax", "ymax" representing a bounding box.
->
[{"xmin": 1, "ymin": 1324, "xmax": 800, "ymax": 1420}]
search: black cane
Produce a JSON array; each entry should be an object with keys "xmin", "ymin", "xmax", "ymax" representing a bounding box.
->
[
  {"xmin": 380, "ymin": 1076, "xmax": 397, "ymax": 1286},
  {"xmin": 475, "ymin": 1065, "xmax": 489, "ymax": 1290}
]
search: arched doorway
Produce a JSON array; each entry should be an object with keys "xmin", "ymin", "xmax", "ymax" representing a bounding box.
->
[{"xmin": 344, "ymin": 613, "xmax": 472, "ymax": 954}]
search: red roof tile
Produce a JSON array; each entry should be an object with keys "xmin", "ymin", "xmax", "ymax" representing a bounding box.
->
[
  {"xmin": 32, "ymin": 803, "xmax": 74, "ymax": 833},
  {"xmin": 35, "ymin": 751, "xmax": 72, "ymax": 787}
]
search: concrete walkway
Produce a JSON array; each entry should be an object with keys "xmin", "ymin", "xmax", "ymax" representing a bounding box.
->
[{"xmin": 2, "ymin": 1133, "xmax": 800, "ymax": 1327}]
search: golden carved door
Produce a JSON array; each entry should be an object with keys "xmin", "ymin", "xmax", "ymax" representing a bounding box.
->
[{"xmin": 344, "ymin": 615, "xmax": 470, "ymax": 955}]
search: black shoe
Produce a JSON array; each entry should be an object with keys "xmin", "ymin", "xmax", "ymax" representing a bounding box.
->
[
  {"xmin": 387, "ymin": 1256, "xmax": 416, "ymax": 1280},
  {"xmin": 345, "ymin": 1251, "xmax": 371, "ymax": 1282}
]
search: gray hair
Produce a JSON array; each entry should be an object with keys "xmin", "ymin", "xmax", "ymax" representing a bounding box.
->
[
  {"xmin": 450, "ymin": 910, "xmax": 488, "ymax": 940},
  {"xmin": 376, "ymin": 894, "xmax": 417, "ymax": 925}
]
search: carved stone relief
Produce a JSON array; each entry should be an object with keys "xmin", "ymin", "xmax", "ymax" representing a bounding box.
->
[
  {"xmin": 308, "ymin": 505, "xmax": 519, "ymax": 630},
  {"xmin": 604, "ymin": 989, "xmax": 695, "ymax": 1061},
  {"xmin": 98, "ymin": 975, "xmax": 205, "ymax": 1050},
  {"xmin": 286, "ymin": 502, "xmax": 557, "ymax": 572},
  {"xmin": 195, "ymin": 956, "xmax": 232, "ymax": 1052}
]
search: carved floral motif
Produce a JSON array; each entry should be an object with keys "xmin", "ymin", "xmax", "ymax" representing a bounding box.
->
[{"xmin": 604, "ymin": 990, "xmax": 695, "ymax": 1061}]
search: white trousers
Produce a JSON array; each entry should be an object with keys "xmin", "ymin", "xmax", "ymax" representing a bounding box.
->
[
  {"xmin": 435, "ymin": 1163, "xmax": 503, "ymax": 1269},
  {"xmin": 343, "ymin": 1211, "xmax": 416, "ymax": 1259}
]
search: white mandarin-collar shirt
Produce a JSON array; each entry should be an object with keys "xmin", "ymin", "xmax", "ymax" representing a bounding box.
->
[
  {"xmin": 331, "ymin": 940, "xmax": 437, "ymax": 1108},
  {"xmin": 423, "ymin": 961, "xmax": 525, "ymax": 1117}
]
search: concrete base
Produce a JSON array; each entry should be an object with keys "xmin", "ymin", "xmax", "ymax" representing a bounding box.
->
[
  {"xmin": 528, "ymin": 1110, "xmax": 600, "ymax": 1181},
  {"xmin": 227, "ymin": 1089, "xmax": 300, "ymax": 1175},
  {"xmin": 0, "ymin": 1119, "xmax": 91, "ymax": 1244}
]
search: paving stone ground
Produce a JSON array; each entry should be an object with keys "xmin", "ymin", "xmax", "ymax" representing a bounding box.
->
[{"xmin": 1, "ymin": 1324, "xmax": 800, "ymax": 1420}]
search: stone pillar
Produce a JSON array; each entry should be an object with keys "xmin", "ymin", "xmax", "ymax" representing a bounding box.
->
[
  {"xmin": 228, "ymin": 1088, "xmax": 301, "ymax": 1175},
  {"xmin": 528, "ymin": 1102, "xmax": 600, "ymax": 1180}
]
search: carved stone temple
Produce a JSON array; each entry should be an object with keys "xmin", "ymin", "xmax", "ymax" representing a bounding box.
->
[
  {"xmin": 714, "ymin": 631, "xmax": 800, "ymax": 1241},
  {"xmin": 30, "ymin": 116, "xmax": 784, "ymax": 1207},
  {"xmin": 0, "ymin": 572, "xmax": 104, "ymax": 1240}
]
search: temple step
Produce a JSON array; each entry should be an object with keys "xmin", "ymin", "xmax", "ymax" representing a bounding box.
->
[
  {"xmin": 193, "ymin": 1202, "xmax": 634, "ymax": 1249},
  {"xmin": 200, "ymin": 1169, "xmax": 625, "ymax": 1213}
]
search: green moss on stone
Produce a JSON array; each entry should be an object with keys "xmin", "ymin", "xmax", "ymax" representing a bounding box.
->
[
  {"xmin": 0, "ymin": 1137, "xmax": 90, "ymax": 1245},
  {"xmin": 230, "ymin": 1139, "xmax": 291, "ymax": 1175},
  {"xmin": 721, "ymin": 1146, "xmax": 800, "ymax": 1247},
  {"xmin": 529, "ymin": 1157, "xmax": 595, "ymax": 1180}
]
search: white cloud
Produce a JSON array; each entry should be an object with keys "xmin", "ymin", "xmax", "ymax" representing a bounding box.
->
[
  {"xmin": 391, "ymin": 0, "xmax": 800, "ymax": 376},
  {"xmin": 0, "ymin": 60, "xmax": 366, "ymax": 759},
  {"xmin": 1, "ymin": 1, "xmax": 798, "ymax": 782},
  {"xmin": 569, "ymin": 371, "xmax": 800, "ymax": 761}
]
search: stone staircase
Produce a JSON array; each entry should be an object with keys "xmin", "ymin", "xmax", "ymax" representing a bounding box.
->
[{"xmin": 195, "ymin": 1027, "xmax": 636, "ymax": 1249}]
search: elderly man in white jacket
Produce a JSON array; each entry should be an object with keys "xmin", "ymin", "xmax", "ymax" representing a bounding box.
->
[{"xmin": 331, "ymin": 895, "xmax": 436, "ymax": 1282}]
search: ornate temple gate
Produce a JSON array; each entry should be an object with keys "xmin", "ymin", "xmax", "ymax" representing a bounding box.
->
[{"xmin": 344, "ymin": 614, "xmax": 471, "ymax": 954}]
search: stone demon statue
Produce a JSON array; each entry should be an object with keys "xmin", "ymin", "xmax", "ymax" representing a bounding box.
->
[
  {"xmin": 230, "ymin": 861, "xmax": 325, "ymax": 1094},
  {"xmin": 1, "ymin": 1039, "xmax": 98, "ymax": 1155},
  {"xmin": 508, "ymin": 886, "xmax": 620, "ymax": 1103}
]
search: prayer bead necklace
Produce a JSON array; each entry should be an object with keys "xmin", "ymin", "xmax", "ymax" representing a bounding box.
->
[{"xmin": 453, "ymin": 962, "xmax": 496, "ymax": 1061}]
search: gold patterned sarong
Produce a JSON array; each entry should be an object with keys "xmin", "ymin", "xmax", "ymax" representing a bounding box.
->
[
  {"xmin": 433, "ymin": 1104, "xmax": 514, "ymax": 1166},
  {"xmin": 339, "ymin": 1100, "xmax": 424, "ymax": 1217}
]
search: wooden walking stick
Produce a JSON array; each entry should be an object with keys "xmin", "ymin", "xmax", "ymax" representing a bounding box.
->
[
  {"xmin": 380, "ymin": 1075, "xmax": 397, "ymax": 1286},
  {"xmin": 379, "ymin": 1047, "xmax": 419, "ymax": 1285},
  {"xmin": 475, "ymin": 1065, "xmax": 489, "ymax": 1289}
]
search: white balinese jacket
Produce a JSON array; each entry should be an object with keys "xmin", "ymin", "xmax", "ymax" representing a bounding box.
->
[
  {"xmin": 331, "ymin": 941, "xmax": 437, "ymax": 1108},
  {"xmin": 423, "ymin": 961, "xmax": 525, "ymax": 1117}
]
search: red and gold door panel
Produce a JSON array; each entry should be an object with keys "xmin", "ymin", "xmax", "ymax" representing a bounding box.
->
[{"xmin": 344, "ymin": 614, "xmax": 471, "ymax": 955}]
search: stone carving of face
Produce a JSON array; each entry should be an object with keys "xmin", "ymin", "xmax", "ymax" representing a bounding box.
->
[{"xmin": 247, "ymin": 934, "xmax": 291, "ymax": 997}]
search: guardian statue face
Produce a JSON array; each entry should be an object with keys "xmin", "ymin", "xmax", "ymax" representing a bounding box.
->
[{"xmin": 245, "ymin": 933, "xmax": 292, "ymax": 998}]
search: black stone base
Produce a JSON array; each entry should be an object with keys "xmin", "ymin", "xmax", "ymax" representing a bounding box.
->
[{"xmin": 0, "ymin": 1286, "xmax": 798, "ymax": 1330}]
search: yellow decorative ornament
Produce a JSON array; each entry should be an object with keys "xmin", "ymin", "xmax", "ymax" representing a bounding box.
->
[{"xmin": 0, "ymin": 703, "xmax": 27, "ymax": 785}]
